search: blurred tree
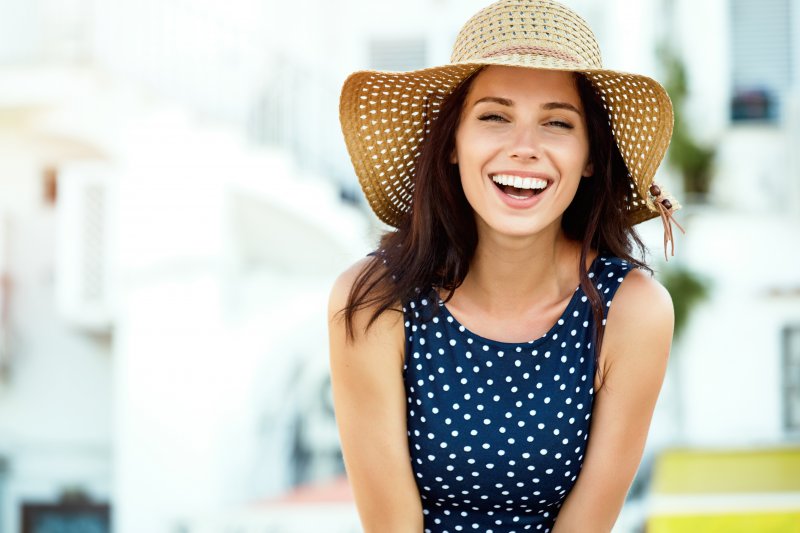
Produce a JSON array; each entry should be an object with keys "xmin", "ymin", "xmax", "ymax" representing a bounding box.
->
[
  {"xmin": 658, "ymin": 44, "xmax": 716, "ymax": 200},
  {"xmin": 659, "ymin": 265, "xmax": 710, "ymax": 341}
]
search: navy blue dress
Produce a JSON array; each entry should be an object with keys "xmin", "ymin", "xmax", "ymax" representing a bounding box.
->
[{"xmin": 402, "ymin": 256, "xmax": 633, "ymax": 532}]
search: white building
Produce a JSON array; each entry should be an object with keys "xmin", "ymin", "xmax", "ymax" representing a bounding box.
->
[
  {"xmin": 663, "ymin": 0, "xmax": 800, "ymax": 445},
  {"xmin": 0, "ymin": 1, "xmax": 370, "ymax": 531}
]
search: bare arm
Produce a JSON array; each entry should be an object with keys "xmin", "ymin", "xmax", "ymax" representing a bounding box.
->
[
  {"xmin": 552, "ymin": 268, "xmax": 673, "ymax": 532},
  {"xmin": 328, "ymin": 258, "xmax": 424, "ymax": 533}
]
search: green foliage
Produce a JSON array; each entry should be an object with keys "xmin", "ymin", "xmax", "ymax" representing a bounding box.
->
[
  {"xmin": 658, "ymin": 45, "xmax": 716, "ymax": 197},
  {"xmin": 659, "ymin": 265, "xmax": 710, "ymax": 341}
]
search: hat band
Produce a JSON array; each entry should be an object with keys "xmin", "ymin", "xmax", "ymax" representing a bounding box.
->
[{"xmin": 480, "ymin": 45, "xmax": 581, "ymax": 63}]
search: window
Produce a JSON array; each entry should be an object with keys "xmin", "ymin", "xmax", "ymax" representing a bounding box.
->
[
  {"xmin": 730, "ymin": 0, "xmax": 792, "ymax": 122},
  {"xmin": 784, "ymin": 325, "xmax": 800, "ymax": 432}
]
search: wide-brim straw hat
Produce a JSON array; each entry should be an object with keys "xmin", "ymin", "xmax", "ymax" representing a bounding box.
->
[{"xmin": 339, "ymin": 0, "xmax": 681, "ymax": 237}]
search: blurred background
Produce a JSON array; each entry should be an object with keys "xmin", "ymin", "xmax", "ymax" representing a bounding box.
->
[{"xmin": 0, "ymin": 0, "xmax": 798, "ymax": 531}]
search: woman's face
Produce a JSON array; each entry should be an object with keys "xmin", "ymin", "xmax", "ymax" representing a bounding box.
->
[{"xmin": 453, "ymin": 66, "xmax": 593, "ymax": 240}]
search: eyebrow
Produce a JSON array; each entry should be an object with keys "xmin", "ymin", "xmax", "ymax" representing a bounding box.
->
[{"xmin": 473, "ymin": 96, "xmax": 583, "ymax": 115}]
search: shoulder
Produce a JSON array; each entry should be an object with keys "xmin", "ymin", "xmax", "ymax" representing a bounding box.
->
[
  {"xmin": 599, "ymin": 266, "xmax": 674, "ymax": 379},
  {"xmin": 328, "ymin": 255, "xmax": 405, "ymax": 352},
  {"xmin": 328, "ymin": 257, "xmax": 407, "ymax": 421},
  {"xmin": 609, "ymin": 267, "xmax": 673, "ymax": 328},
  {"xmin": 328, "ymin": 256, "xmax": 375, "ymax": 319}
]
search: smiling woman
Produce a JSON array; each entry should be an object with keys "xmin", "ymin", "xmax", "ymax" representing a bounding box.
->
[{"xmin": 329, "ymin": 1, "xmax": 678, "ymax": 532}]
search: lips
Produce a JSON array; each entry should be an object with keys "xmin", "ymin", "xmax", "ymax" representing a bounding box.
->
[{"xmin": 489, "ymin": 172, "xmax": 552, "ymax": 201}]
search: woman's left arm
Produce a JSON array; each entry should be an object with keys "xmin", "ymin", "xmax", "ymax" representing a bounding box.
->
[{"xmin": 552, "ymin": 268, "xmax": 674, "ymax": 533}]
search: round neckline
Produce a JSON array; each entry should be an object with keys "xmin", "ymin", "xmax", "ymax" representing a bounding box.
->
[{"xmin": 433, "ymin": 255, "xmax": 603, "ymax": 348}]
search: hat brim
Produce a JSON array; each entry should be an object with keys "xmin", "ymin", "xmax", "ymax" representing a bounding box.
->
[{"xmin": 339, "ymin": 58, "xmax": 676, "ymax": 228}]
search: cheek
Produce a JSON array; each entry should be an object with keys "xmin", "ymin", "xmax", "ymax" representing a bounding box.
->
[
  {"xmin": 454, "ymin": 136, "xmax": 481, "ymax": 187},
  {"xmin": 557, "ymin": 141, "xmax": 591, "ymax": 174},
  {"xmin": 458, "ymin": 161, "xmax": 479, "ymax": 198},
  {"xmin": 454, "ymin": 128, "xmax": 491, "ymax": 175}
]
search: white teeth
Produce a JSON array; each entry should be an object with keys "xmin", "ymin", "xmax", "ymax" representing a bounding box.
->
[{"xmin": 491, "ymin": 174, "xmax": 548, "ymax": 190}]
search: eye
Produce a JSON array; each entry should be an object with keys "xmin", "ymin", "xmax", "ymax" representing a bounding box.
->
[
  {"xmin": 546, "ymin": 120, "xmax": 574, "ymax": 129},
  {"xmin": 478, "ymin": 113, "xmax": 508, "ymax": 122}
]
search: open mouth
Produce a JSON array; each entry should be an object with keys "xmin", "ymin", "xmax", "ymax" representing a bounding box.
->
[{"xmin": 490, "ymin": 174, "xmax": 550, "ymax": 200}]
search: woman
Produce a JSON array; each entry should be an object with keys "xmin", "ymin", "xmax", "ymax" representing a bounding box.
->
[{"xmin": 329, "ymin": 1, "xmax": 680, "ymax": 531}]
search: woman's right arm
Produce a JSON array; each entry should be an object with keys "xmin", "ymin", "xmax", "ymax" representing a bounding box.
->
[{"xmin": 328, "ymin": 258, "xmax": 424, "ymax": 533}]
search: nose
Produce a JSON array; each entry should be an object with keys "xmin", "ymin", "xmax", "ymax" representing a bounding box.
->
[{"xmin": 508, "ymin": 124, "xmax": 542, "ymax": 160}]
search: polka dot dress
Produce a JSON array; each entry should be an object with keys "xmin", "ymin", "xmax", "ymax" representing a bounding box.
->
[{"xmin": 402, "ymin": 256, "xmax": 633, "ymax": 532}]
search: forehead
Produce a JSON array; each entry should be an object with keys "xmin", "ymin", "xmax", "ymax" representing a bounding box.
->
[{"xmin": 465, "ymin": 66, "xmax": 581, "ymax": 105}]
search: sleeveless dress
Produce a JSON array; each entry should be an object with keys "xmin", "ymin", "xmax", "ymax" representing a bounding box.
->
[{"xmin": 402, "ymin": 255, "xmax": 633, "ymax": 532}]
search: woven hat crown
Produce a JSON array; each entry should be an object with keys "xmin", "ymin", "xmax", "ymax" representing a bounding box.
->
[{"xmin": 451, "ymin": 0, "xmax": 602, "ymax": 70}]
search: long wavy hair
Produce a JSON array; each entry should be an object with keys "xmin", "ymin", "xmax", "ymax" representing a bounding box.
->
[{"xmin": 342, "ymin": 68, "xmax": 649, "ymax": 371}]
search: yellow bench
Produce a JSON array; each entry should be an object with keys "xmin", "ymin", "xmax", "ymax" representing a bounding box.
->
[{"xmin": 647, "ymin": 448, "xmax": 800, "ymax": 533}]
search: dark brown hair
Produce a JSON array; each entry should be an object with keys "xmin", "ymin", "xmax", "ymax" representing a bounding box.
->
[{"xmin": 342, "ymin": 68, "xmax": 650, "ymax": 373}]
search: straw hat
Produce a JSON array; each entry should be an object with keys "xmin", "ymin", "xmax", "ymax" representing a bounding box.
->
[{"xmin": 339, "ymin": 0, "xmax": 681, "ymax": 236}]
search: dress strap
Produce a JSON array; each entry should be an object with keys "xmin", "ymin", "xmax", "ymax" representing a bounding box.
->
[{"xmin": 588, "ymin": 256, "xmax": 635, "ymax": 321}]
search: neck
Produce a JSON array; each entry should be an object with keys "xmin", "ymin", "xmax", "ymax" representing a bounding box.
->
[{"xmin": 459, "ymin": 225, "xmax": 584, "ymax": 316}]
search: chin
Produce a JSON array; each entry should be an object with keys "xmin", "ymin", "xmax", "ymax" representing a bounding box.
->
[{"xmin": 480, "ymin": 215, "xmax": 560, "ymax": 240}]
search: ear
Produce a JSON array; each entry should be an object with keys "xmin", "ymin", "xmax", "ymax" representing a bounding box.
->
[
  {"xmin": 582, "ymin": 161, "xmax": 594, "ymax": 177},
  {"xmin": 449, "ymin": 148, "xmax": 458, "ymax": 165}
]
